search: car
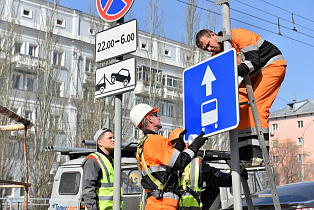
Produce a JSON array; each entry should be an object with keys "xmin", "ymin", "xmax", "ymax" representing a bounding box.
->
[
  {"xmin": 225, "ymin": 181, "xmax": 314, "ymax": 210},
  {"xmin": 111, "ymin": 68, "xmax": 131, "ymax": 87}
]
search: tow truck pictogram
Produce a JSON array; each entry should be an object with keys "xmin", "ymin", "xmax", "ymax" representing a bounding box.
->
[{"xmin": 95, "ymin": 68, "xmax": 131, "ymax": 93}]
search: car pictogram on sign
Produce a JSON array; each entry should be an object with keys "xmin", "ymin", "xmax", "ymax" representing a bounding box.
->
[{"xmin": 111, "ymin": 68, "xmax": 131, "ymax": 87}]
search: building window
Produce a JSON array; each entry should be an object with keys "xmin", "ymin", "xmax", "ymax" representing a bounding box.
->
[
  {"xmin": 272, "ymin": 156, "xmax": 278, "ymax": 163},
  {"xmin": 166, "ymin": 75, "xmax": 182, "ymax": 89},
  {"xmin": 164, "ymin": 49, "xmax": 170, "ymax": 57},
  {"xmin": 24, "ymin": 110, "xmax": 33, "ymax": 121},
  {"xmin": 272, "ymin": 123, "xmax": 278, "ymax": 131},
  {"xmin": 12, "ymin": 74, "xmax": 21, "ymax": 89},
  {"xmin": 50, "ymin": 114, "xmax": 62, "ymax": 130},
  {"xmin": 140, "ymin": 42, "xmax": 147, "ymax": 51},
  {"xmin": 26, "ymin": 76, "xmax": 34, "ymax": 92},
  {"xmin": 159, "ymin": 103, "xmax": 165, "ymax": 116},
  {"xmin": 55, "ymin": 18, "xmax": 65, "ymax": 28},
  {"xmin": 297, "ymin": 121, "xmax": 303, "ymax": 128},
  {"xmin": 297, "ymin": 137, "xmax": 303, "ymax": 146},
  {"xmin": 52, "ymin": 51, "xmax": 64, "ymax": 66},
  {"xmin": 272, "ymin": 139, "xmax": 278, "ymax": 148},
  {"xmin": 158, "ymin": 130, "xmax": 164, "ymax": 137},
  {"xmin": 85, "ymin": 58, "xmax": 95, "ymax": 73},
  {"xmin": 185, "ymin": 55, "xmax": 191, "ymax": 62},
  {"xmin": 168, "ymin": 104, "xmax": 174, "ymax": 117},
  {"xmin": 21, "ymin": 8, "xmax": 32, "ymax": 19},
  {"xmin": 14, "ymin": 42, "xmax": 23, "ymax": 54},
  {"xmin": 89, "ymin": 28, "xmax": 95, "ymax": 35},
  {"xmin": 52, "ymin": 81, "xmax": 62, "ymax": 97},
  {"xmin": 29, "ymin": 44, "xmax": 38, "ymax": 57},
  {"xmin": 298, "ymin": 154, "xmax": 302, "ymax": 162}
]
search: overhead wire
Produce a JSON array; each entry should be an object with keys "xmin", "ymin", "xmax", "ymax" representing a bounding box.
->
[
  {"xmin": 234, "ymin": 0, "xmax": 314, "ymax": 33},
  {"xmin": 174, "ymin": 0, "xmax": 314, "ymax": 48},
  {"xmin": 258, "ymin": 0, "xmax": 314, "ymax": 24},
  {"xmin": 204, "ymin": 0, "xmax": 314, "ymax": 39}
]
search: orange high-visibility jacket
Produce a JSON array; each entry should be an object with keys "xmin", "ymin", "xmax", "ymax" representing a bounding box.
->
[
  {"xmin": 231, "ymin": 28, "xmax": 287, "ymax": 77},
  {"xmin": 137, "ymin": 130, "xmax": 195, "ymax": 193}
]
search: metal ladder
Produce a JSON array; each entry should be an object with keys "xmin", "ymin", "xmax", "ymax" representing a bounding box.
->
[
  {"xmin": 216, "ymin": 1, "xmax": 281, "ymax": 209},
  {"xmin": 240, "ymin": 73, "xmax": 281, "ymax": 210}
]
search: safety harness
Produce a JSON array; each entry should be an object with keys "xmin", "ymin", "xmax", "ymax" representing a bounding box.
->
[{"xmin": 137, "ymin": 134, "xmax": 177, "ymax": 200}]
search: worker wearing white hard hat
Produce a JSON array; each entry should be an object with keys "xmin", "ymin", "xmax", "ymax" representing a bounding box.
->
[{"xmin": 130, "ymin": 103, "xmax": 208, "ymax": 210}]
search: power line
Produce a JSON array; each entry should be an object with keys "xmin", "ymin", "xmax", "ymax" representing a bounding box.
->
[
  {"xmin": 234, "ymin": 0, "xmax": 314, "ymax": 33},
  {"xmin": 204, "ymin": 0, "xmax": 314, "ymax": 40},
  {"xmin": 174, "ymin": 0, "xmax": 314, "ymax": 48},
  {"xmin": 258, "ymin": 0, "xmax": 314, "ymax": 24}
]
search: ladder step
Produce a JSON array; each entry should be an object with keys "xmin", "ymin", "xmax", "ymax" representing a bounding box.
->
[{"xmin": 249, "ymin": 194, "xmax": 272, "ymax": 198}]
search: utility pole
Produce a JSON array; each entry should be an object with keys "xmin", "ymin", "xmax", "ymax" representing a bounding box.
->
[{"xmin": 215, "ymin": 0, "xmax": 242, "ymax": 209}]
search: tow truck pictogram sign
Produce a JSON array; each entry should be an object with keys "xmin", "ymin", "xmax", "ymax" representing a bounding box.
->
[
  {"xmin": 95, "ymin": 57, "xmax": 136, "ymax": 99},
  {"xmin": 96, "ymin": 0, "xmax": 135, "ymax": 22}
]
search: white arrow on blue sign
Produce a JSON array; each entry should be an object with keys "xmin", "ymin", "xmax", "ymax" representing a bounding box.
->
[{"xmin": 183, "ymin": 48, "xmax": 239, "ymax": 139}]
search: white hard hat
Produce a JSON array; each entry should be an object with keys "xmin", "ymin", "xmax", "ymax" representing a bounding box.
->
[{"xmin": 130, "ymin": 103, "xmax": 160, "ymax": 128}]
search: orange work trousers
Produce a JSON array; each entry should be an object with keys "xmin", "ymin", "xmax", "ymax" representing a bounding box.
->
[
  {"xmin": 238, "ymin": 63, "xmax": 286, "ymax": 160},
  {"xmin": 145, "ymin": 196, "xmax": 179, "ymax": 210}
]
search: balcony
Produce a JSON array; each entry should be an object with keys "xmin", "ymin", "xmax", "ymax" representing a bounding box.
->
[{"xmin": 12, "ymin": 53, "xmax": 42, "ymax": 70}]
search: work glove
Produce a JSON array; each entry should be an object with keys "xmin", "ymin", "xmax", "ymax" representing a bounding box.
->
[
  {"xmin": 188, "ymin": 131, "xmax": 208, "ymax": 154},
  {"xmin": 174, "ymin": 129, "xmax": 187, "ymax": 152}
]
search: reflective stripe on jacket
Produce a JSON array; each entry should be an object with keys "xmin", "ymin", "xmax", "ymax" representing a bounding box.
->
[
  {"xmin": 85, "ymin": 152, "xmax": 123, "ymax": 210},
  {"xmin": 180, "ymin": 158, "xmax": 202, "ymax": 210}
]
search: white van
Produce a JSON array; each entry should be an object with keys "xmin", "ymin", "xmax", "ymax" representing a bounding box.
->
[{"xmin": 47, "ymin": 146, "xmax": 266, "ymax": 210}]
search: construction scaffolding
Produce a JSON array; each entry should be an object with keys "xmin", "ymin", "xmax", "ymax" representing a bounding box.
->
[{"xmin": 0, "ymin": 105, "xmax": 33, "ymax": 210}]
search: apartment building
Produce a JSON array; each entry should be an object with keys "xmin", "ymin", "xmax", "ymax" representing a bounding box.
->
[
  {"xmin": 269, "ymin": 99, "xmax": 314, "ymax": 182},
  {"xmin": 0, "ymin": 0, "xmax": 209, "ymax": 199}
]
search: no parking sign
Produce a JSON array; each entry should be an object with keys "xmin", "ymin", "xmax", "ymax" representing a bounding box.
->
[{"xmin": 96, "ymin": 0, "xmax": 135, "ymax": 22}]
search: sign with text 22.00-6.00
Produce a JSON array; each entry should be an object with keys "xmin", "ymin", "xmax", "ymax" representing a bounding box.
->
[
  {"xmin": 96, "ymin": 0, "xmax": 135, "ymax": 22},
  {"xmin": 95, "ymin": 19, "xmax": 137, "ymax": 62}
]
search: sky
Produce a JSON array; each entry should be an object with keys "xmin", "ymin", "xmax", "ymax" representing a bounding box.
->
[{"xmin": 60, "ymin": 0, "xmax": 314, "ymax": 113}]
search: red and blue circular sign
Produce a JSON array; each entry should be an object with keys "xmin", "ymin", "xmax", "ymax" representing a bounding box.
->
[{"xmin": 96, "ymin": 0, "xmax": 135, "ymax": 22}]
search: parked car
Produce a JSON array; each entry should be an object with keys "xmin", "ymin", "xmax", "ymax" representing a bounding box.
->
[
  {"xmin": 111, "ymin": 68, "xmax": 131, "ymax": 87},
  {"xmin": 225, "ymin": 181, "xmax": 314, "ymax": 210}
]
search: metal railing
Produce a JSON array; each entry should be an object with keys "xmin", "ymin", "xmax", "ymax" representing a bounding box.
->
[{"xmin": 0, "ymin": 198, "xmax": 49, "ymax": 210}]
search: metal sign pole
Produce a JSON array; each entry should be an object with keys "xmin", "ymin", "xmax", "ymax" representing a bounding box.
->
[
  {"xmin": 216, "ymin": 0, "xmax": 243, "ymax": 209},
  {"xmin": 113, "ymin": 93, "xmax": 122, "ymax": 210},
  {"xmin": 113, "ymin": 17, "xmax": 124, "ymax": 210}
]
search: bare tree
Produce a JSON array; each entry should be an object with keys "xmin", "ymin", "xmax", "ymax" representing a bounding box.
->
[{"xmin": 270, "ymin": 138, "xmax": 303, "ymax": 185}]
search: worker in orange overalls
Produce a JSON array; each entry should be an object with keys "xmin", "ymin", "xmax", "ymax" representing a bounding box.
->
[
  {"xmin": 195, "ymin": 28, "xmax": 287, "ymax": 167},
  {"xmin": 130, "ymin": 103, "xmax": 208, "ymax": 209}
]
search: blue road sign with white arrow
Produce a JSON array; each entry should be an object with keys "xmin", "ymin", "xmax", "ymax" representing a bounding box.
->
[{"xmin": 183, "ymin": 48, "xmax": 239, "ymax": 140}]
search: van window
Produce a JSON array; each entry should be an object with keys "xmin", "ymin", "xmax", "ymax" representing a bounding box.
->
[
  {"xmin": 59, "ymin": 172, "xmax": 81, "ymax": 195},
  {"xmin": 121, "ymin": 169, "xmax": 142, "ymax": 194}
]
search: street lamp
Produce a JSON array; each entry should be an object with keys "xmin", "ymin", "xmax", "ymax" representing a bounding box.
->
[{"xmin": 301, "ymin": 119, "xmax": 314, "ymax": 182}]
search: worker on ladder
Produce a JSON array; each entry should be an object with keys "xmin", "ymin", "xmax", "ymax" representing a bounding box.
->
[
  {"xmin": 130, "ymin": 103, "xmax": 208, "ymax": 209},
  {"xmin": 169, "ymin": 128, "xmax": 235, "ymax": 210},
  {"xmin": 195, "ymin": 28, "xmax": 287, "ymax": 167}
]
